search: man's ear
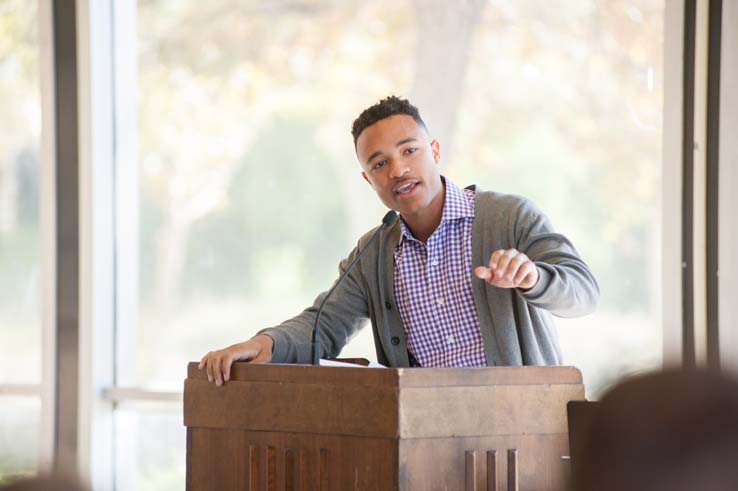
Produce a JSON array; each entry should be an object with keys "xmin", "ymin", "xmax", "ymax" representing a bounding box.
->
[
  {"xmin": 431, "ymin": 139, "xmax": 441, "ymax": 164},
  {"xmin": 361, "ymin": 171, "xmax": 373, "ymax": 187}
]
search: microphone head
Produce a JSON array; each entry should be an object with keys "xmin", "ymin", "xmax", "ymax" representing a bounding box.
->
[{"xmin": 382, "ymin": 210, "xmax": 399, "ymax": 227}]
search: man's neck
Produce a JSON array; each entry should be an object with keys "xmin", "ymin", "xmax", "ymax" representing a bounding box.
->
[{"xmin": 402, "ymin": 182, "xmax": 446, "ymax": 244}]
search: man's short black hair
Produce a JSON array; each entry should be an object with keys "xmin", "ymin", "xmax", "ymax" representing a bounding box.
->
[{"xmin": 351, "ymin": 95, "xmax": 427, "ymax": 147}]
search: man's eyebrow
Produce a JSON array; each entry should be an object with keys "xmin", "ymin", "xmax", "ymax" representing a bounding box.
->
[
  {"xmin": 366, "ymin": 150, "xmax": 383, "ymax": 165},
  {"xmin": 365, "ymin": 137, "xmax": 419, "ymax": 165}
]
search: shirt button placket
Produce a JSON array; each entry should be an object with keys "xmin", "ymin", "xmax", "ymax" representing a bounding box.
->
[{"xmin": 426, "ymin": 240, "xmax": 446, "ymax": 351}]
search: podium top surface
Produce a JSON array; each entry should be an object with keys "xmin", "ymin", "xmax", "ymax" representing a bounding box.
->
[
  {"xmin": 186, "ymin": 362, "xmax": 582, "ymax": 387},
  {"xmin": 184, "ymin": 362, "xmax": 584, "ymax": 438}
]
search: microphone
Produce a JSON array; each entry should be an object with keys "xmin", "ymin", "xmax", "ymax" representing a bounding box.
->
[{"xmin": 311, "ymin": 210, "xmax": 399, "ymax": 365}]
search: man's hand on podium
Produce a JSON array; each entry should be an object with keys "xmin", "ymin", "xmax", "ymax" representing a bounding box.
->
[{"xmin": 198, "ymin": 334, "xmax": 274, "ymax": 386}]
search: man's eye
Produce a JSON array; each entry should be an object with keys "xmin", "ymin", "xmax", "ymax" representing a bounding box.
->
[
  {"xmin": 405, "ymin": 147, "xmax": 417, "ymax": 155},
  {"xmin": 373, "ymin": 160, "xmax": 387, "ymax": 169}
]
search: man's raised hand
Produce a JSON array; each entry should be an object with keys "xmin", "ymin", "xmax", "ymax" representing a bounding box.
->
[{"xmin": 474, "ymin": 248, "xmax": 539, "ymax": 290}]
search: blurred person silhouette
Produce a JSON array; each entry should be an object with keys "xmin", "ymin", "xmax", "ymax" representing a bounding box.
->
[{"xmin": 571, "ymin": 369, "xmax": 738, "ymax": 491}]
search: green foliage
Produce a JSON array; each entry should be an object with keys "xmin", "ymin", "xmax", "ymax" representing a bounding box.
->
[
  {"xmin": 181, "ymin": 117, "xmax": 348, "ymax": 300},
  {"xmin": 0, "ymin": 472, "xmax": 34, "ymax": 487},
  {"xmin": 0, "ymin": 397, "xmax": 38, "ymax": 484},
  {"xmin": 0, "ymin": 226, "xmax": 40, "ymax": 310}
]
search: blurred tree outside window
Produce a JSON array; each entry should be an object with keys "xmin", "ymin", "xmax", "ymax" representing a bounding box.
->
[
  {"xmin": 0, "ymin": 0, "xmax": 42, "ymax": 483},
  {"xmin": 115, "ymin": 1, "xmax": 665, "ymax": 489}
]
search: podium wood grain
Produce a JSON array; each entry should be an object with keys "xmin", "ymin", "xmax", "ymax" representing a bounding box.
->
[{"xmin": 184, "ymin": 363, "xmax": 584, "ymax": 490}]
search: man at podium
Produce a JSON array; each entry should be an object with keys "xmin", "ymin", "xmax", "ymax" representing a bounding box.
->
[{"xmin": 199, "ymin": 96, "xmax": 599, "ymax": 384}]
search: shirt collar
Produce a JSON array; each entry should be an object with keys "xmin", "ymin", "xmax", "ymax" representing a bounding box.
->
[
  {"xmin": 398, "ymin": 176, "xmax": 474, "ymax": 244},
  {"xmin": 440, "ymin": 176, "xmax": 475, "ymax": 221}
]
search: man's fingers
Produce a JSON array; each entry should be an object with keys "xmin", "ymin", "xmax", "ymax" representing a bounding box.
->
[
  {"xmin": 198, "ymin": 353, "xmax": 207, "ymax": 370},
  {"xmin": 213, "ymin": 356, "xmax": 224, "ymax": 386},
  {"xmin": 474, "ymin": 266, "xmax": 492, "ymax": 281},
  {"xmin": 205, "ymin": 355, "xmax": 214, "ymax": 383},
  {"xmin": 222, "ymin": 354, "xmax": 234, "ymax": 382},
  {"xmin": 493, "ymin": 250, "xmax": 517, "ymax": 278},
  {"xmin": 513, "ymin": 261, "xmax": 534, "ymax": 285},
  {"xmin": 488, "ymin": 250, "xmax": 504, "ymax": 270},
  {"xmin": 503, "ymin": 254, "xmax": 528, "ymax": 281}
]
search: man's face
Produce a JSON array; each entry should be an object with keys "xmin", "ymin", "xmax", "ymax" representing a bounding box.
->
[{"xmin": 356, "ymin": 114, "xmax": 443, "ymax": 220}]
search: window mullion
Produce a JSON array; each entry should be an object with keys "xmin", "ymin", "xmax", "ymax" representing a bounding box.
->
[{"xmin": 76, "ymin": 0, "xmax": 117, "ymax": 488}]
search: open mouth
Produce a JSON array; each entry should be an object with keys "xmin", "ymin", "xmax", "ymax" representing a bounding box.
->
[{"xmin": 394, "ymin": 180, "xmax": 419, "ymax": 196}]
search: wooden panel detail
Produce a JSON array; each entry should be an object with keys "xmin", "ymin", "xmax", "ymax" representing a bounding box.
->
[
  {"xmin": 487, "ymin": 450, "xmax": 498, "ymax": 491},
  {"xmin": 399, "ymin": 434, "xmax": 569, "ymax": 491},
  {"xmin": 319, "ymin": 448, "xmax": 328, "ymax": 491},
  {"xmin": 399, "ymin": 384, "xmax": 584, "ymax": 438},
  {"xmin": 284, "ymin": 448, "xmax": 297, "ymax": 491},
  {"xmin": 248, "ymin": 445, "xmax": 259, "ymax": 491},
  {"xmin": 187, "ymin": 429, "xmax": 396, "ymax": 491},
  {"xmin": 507, "ymin": 449, "xmax": 518, "ymax": 491},
  {"xmin": 266, "ymin": 446, "xmax": 276, "ymax": 491},
  {"xmin": 466, "ymin": 450, "xmax": 478, "ymax": 491},
  {"xmin": 184, "ymin": 379, "xmax": 399, "ymax": 437}
]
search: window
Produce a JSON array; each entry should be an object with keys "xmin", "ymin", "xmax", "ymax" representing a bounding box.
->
[
  {"xmin": 449, "ymin": 2, "xmax": 664, "ymax": 396},
  {"xmin": 110, "ymin": 1, "xmax": 665, "ymax": 488}
]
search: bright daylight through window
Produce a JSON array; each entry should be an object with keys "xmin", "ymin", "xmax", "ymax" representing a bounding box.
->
[
  {"xmin": 110, "ymin": 2, "xmax": 664, "ymax": 488},
  {"xmin": 0, "ymin": 1, "xmax": 665, "ymax": 489},
  {"xmin": 0, "ymin": 0, "xmax": 42, "ymax": 484}
]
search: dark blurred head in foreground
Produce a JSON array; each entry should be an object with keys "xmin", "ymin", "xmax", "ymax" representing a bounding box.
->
[
  {"xmin": 573, "ymin": 369, "xmax": 738, "ymax": 491},
  {"xmin": 0, "ymin": 473, "xmax": 88, "ymax": 491}
]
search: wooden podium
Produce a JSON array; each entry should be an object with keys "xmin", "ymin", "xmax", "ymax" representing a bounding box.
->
[{"xmin": 184, "ymin": 362, "xmax": 584, "ymax": 490}]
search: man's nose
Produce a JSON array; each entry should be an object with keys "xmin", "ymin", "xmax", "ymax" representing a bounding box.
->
[{"xmin": 389, "ymin": 159, "xmax": 410, "ymax": 179}]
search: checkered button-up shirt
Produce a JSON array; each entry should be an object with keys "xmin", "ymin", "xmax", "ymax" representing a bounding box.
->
[{"xmin": 393, "ymin": 177, "xmax": 487, "ymax": 367}]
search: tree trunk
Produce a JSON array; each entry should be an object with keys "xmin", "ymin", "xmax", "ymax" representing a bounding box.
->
[
  {"xmin": 410, "ymin": 0, "xmax": 486, "ymax": 165},
  {"xmin": 153, "ymin": 213, "xmax": 190, "ymax": 316}
]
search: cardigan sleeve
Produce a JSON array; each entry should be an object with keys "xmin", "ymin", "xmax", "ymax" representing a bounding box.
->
[{"xmin": 512, "ymin": 198, "xmax": 600, "ymax": 317}]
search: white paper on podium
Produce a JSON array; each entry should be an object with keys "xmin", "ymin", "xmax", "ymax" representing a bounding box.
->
[{"xmin": 319, "ymin": 359, "xmax": 387, "ymax": 368}]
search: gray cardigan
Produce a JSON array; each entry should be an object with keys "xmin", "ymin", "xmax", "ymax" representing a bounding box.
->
[{"xmin": 259, "ymin": 187, "xmax": 599, "ymax": 367}]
